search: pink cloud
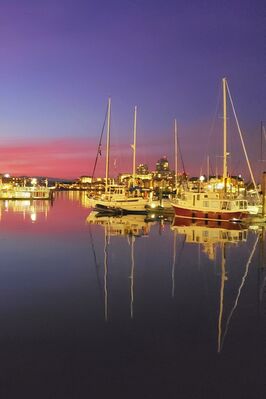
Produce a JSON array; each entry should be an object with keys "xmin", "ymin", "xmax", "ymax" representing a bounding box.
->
[
  {"xmin": 0, "ymin": 136, "xmax": 174, "ymax": 179},
  {"xmin": 0, "ymin": 137, "xmax": 98, "ymax": 179},
  {"xmin": 0, "ymin": 134, "xmax": 203, "ymax": 179}
]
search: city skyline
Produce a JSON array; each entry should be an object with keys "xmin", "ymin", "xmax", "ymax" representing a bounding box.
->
[{"xmin": 0, "ymin": 0, "xmax": 264, "ymax": 180}]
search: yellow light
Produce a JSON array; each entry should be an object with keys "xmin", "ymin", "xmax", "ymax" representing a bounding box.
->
[
  {"xmin": 30, "ymin": 213, "xmax": 37, "ymax": 222},
  {"xmin": 216, "ymin": 182, "xmax": 224, "ymax": 189}
]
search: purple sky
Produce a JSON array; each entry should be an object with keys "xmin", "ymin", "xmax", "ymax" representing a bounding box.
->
[{"xmin": 0, "ymin": 0, "xmax": 265, "ymax": 179}]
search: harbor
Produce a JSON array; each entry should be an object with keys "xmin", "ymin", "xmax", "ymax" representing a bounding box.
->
[
  {"xmin": 0, "ymin": 191, "xmax": 265, "ymax": 398},
  {"xmin": 0, "ymin": 1, "xmax": 264, "ymax": 398}
]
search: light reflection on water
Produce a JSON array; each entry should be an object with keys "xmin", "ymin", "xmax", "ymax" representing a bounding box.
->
[{"xmin": 0, "ymin": 191, "xmax": 265, "ymax": 398}]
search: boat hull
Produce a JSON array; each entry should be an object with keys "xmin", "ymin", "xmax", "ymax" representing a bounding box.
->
[
  {"xmin": 94, "ymin": 203, "xmax": 148, "ymax": 215},
  {"xmin": 91, "ymin": 199, "xmax": 149, "ymax": 215},
  {"xmin": 171, "ymin": 204, "xmax": 248, "ymax": 222}
]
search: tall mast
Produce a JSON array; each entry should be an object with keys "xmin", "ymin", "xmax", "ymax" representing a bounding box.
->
[
  {"xmin": 105, "ymin": 98, "xmax": 111, "ymax": 194},
  {"xmin": 261, "ymin": 121, "xmax": 263, "ymax": 163},
  {"xmin": 174, "ymin": 119, "xmax": 178, "ymax": 190},
  {"xmin": 132, "ymin": 106, "xmax": 137, "ymax": 187},
  {"xmin": 222, "ymin": 78, "xmax": 227, "ymax": 182}
]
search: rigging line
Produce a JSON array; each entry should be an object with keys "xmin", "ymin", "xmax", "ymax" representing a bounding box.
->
[
  {"xmin": 226, "ymin": 81, "xmax": 260, "ymax": 201},
  {"xmin": 221, "ymin": 234, "xmax": 260, "ymax": 351},
  {"xmin": 92, "ymin": 104, "xmax": 108, "ymax": 179},
  {"xmin": 176, "ymin": 130, "xmax": 186, "ymax": 174},
  {"xmin": 199, "ymin": 82, "xmax": 221, "ymax": 176},
  {"xmin": 209, "ymin": 158, "xmax": 215, "ymax": 176},
  {"xmin": 259, "ymin": 229, "xmax": 266, "ymax": 302}
]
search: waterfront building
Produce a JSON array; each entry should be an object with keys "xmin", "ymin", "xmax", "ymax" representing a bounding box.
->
[{"xmin": 136, "ymin": 163, "xmax": 149, "ymax": 175}]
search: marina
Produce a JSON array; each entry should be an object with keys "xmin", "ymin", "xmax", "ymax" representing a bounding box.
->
[
  {"xmin": 0, "ymin": 192, "xmax": 265, "ymax": 397},
  {"xmin": 0, "ymin": 1, "xmax": 264, "ymax": 397}
]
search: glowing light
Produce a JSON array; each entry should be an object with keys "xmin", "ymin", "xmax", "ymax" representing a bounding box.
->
[
  {"xmin": 30, "ymin": 213, "xmax": 37, "ymax": 222},
  {"xmin": 4, "ymin": 173, "xmax": 10, "ymax": 178},
  {"xmin": 216, "ymin": 182, "xmax": 224, "ymax": 189}
]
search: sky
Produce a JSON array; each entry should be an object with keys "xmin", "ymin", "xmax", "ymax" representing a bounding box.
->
[{"xmin": 0, "ymin": 0, "xmax": 265, "ymax": 180}]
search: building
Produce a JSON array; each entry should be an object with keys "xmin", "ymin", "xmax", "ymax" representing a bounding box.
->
[
  {"xmin": 136, "ymin": 163, "xmax": 149, "ymax": 175},
  {"xmin": 155, "ymin": 156, "xmax": 170, "ymax": 175}
]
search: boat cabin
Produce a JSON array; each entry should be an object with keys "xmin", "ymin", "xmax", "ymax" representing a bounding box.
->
[{"xmin": 178, "ymin": 191, "xmax": 248, "ymax": 212}]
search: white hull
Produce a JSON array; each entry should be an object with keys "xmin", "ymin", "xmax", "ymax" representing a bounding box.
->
[{"xmin": 90, "ymin": 196, "xmax": 150, "ymax": 213}]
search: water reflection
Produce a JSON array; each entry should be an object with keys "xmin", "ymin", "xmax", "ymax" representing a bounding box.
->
[
  {"xmin": 87, "ymin": 212, "xmax": 156, "ymax": 320},
  {"xmin": 171, "ymin": 217, "xmax": 260, "ymax": 353},
  {"xmin": 171, "ymin": 218, "xmax": 248, "ymax": 259},
  {"xmin": 78, "ymin": 191, "xmax": 93, "ymax": 208},
  {"xmin": 0, "ymin": 199, "xmax": 51, "ymax": 222},
  {"xmin": 87, "ymin": 211, "xmax": 153, "ymax": 237},
  {"xmin": 0, "ymin": 193, "xmax": 264, "ymax": 397}
]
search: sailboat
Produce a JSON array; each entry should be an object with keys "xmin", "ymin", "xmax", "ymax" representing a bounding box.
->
[
  {"xmin": 171, "ymin": 78, "xmax": 253, "ymax": 222},
  {"xmin": 89, "ymin": 101, "xmax": 154, "ymax": 214}
]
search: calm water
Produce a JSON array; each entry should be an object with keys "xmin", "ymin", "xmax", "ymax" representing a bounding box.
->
[{"xmin": 0, "ymin": 192, "xmax": 265, "ymax": 399}]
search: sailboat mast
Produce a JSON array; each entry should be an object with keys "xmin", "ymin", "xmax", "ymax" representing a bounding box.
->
[
  {"xmin": 105, "ymin": 98, "xmax": 111, "ymax": 194},
  {"xmin": 261, "ymin": 121, "xmax": 263, "ymax": 163},
  {"xmin": 132, "ymin": 106, "xmax": 137, "ymax": 187},
  {"xmin": 223, "ymin": 78, "xmax": 227, "ymax": 182},
  {"xmin": 174, "ymin": 119, "xmax": 178, "ymax": 190}
]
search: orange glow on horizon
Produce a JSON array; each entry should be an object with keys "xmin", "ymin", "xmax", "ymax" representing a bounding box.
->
[{"xmin": 0, "ymin": 137, "xmax": 192, "ymax": 179}]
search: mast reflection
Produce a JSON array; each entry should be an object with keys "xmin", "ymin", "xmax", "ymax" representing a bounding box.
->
[
  {"xmin": 171, "ymin": 217, "xmax": 256, "ymax": 353},
  {"xmin": 87, "ymin": 212, "xmax": 152, "ymax": 320},
  {"xmin": 0, "ymin": 199, "xmax": 51, "ymax": 222}
]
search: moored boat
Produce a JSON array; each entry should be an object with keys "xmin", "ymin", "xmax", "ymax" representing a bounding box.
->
[
  {"xmin": 88, "ymin": 101, "xmax": 157, "ymax": 214},
  {"xmin": 89, "ymin": 184, "xmax": 152, "ymax": 214},
  {"xmin": 171, "ymin": 78, "xmax": 257, "ymax": 223},
  {"xmin": 0, "ymin": 185, "xmax": 53, "ymax": 200},
  {"xmin": 171, "ymin": 190, "xmax": 248, "ymax": 222}
]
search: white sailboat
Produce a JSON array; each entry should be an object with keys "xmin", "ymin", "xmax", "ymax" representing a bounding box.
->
[{"xmin": 89, "ymin": 101, "xmax": 154, "ymax": 214}]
